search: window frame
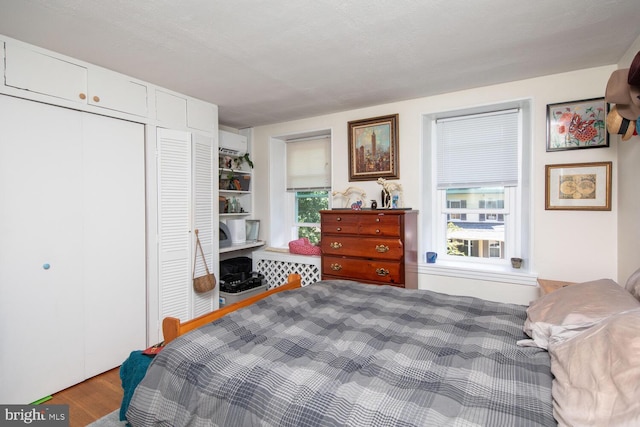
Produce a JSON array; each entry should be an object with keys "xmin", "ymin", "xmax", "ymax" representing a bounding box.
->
[{"xmin": 421, "ymin": 100, "xmax": 531, "ymax": 274}]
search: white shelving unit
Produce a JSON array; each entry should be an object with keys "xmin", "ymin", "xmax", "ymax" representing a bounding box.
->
[
  {"xmin": 218, "ymin": 165, "xmax": 252, "ymax": 216},
  {"xmin": 220, "ymin": 240, "xmax": 265, "ymax": 254}
]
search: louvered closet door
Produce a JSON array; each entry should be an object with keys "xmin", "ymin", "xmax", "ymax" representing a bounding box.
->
[
  {"xmin": 157, "ymin": 129, "xmax": 215, "ymax": 326},
  {"xmin": 157, "ymin": 128, "xmax": 193, "ymax": 322},
  {"xmin": 192, "ymin": 133, "xmax": 216, "ymax": 316},
  {"xmin": 0, "ymin": 95, "xmax": 85, "ymax": 404}
]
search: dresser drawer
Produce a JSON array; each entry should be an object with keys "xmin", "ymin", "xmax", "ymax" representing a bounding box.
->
[
  {"xmin": 321, "ymin": 213, "xmax": 360, "ymax": 234},
  {"xmin": 322, "ymin": 255, "xmax": 403, "ymax": 285},
  {"xmin": 321, "ymin": 236, "xmax": 403, "ymax": 260}
]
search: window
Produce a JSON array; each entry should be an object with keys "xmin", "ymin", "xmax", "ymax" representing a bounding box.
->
[
  {"xmin": 286, "ymin": 136, "xmax": 331, "ymax": 245},
  {"xmin": 294, "ymin": 191, "xmax": 328, "ymax": 244},
  {"xmin": 424, "ymin": 103, "xmax": 530, "ymax": 267}
]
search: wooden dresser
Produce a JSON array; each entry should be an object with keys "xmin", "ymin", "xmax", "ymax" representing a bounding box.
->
[{"xmin": 320, "ymin": 209, "xmax": 418, "ymax": 288}]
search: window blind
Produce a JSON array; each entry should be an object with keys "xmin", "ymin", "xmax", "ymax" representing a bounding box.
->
[
  {"xmin": 436, "ymin": 109, "xmax": 519, "ymax": 189},
  {"xmin": 286, "ymin": 137, "xmax": 331, "ymax": 190}
]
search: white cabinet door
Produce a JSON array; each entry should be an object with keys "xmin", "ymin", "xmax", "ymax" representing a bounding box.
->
[
  {"xmin": 0, "ymin": 95, "xmax": 85, "ymax": 404},
  {"xmin": 82, "ymin": 114, "xmax": 146, "ymax": 377},
  {"xmin": 4, "ymin": 43, "xmax": 88, "ymax": 103},
  {"xmin": 88, "ymin": 67, "xmax": 148, "ymax": 117},
  {"xmin": 187, "ymin": 99, "xmax": 216, "ymax": 132},
  {"xmin": 5, "ymin": 42, "xmax": 148, "ymax": 117},
  {"xmin": 156, "ymin": 91, "xmax": 187, "ymax": 129}
]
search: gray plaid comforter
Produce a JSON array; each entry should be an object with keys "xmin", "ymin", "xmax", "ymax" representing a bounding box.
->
[{"xmin": 127, "ymin": 280, "xmax": 554, "ymax": 427}]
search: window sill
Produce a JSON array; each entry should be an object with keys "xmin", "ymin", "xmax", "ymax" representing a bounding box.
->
[{"xmin": 417, "ymin": 260, "xmax": 538, "ymax": 286}]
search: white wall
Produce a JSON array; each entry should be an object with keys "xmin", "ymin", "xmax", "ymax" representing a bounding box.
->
[
  {"xmin": 250, "ymin": 65, "xmax": 622, "ymax": 303},
  {"xmin": 617, "ymin": 35, "xmax": 640, "ymax": 287}
]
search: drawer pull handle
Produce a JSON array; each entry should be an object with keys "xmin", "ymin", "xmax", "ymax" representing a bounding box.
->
[
  {"xmin": 375, "ymin": 229, "xmax": 381, "ymax": 234},
  {"xmin": 336, "ymin": 227, "xmax": 342, "ymax": 231},
  {"xmin": 330, "ymin": 263, "xmax": 342, "ymax": 271},
  {"xmin": 375, "ymin": 268, "xmax": 390, "ymax": 276},
  {"xmin": 375, "ymin": 245, "xmax": 389, "ymax": 253},
  {"xmin": 330, "ymin": 242, "xmax": 342, "ymax": 249},
  {"xmin": 336, "ymin": 217, "xmax": 342, "ymax": 221},
  {"xmin": 376, "ymin": 218, "xmax": 380, "ymax": 222}
]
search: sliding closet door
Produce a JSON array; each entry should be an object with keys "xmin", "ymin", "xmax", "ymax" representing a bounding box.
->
[
  {"xmin": 0, "ymin": 95, "xmax": 146, "ymax": 403},
  {"xmin": 82, "ymin": 113, "xmax": 146, "ymax": 377},
  {"xmin": 0, "ymin": 95, "xmax": 85, "ymax": 404}
]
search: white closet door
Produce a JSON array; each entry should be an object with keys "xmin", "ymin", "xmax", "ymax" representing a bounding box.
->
[
  {"xmin": 82, "ymin": 113, "xmax": 146, "ymax": 377},
  {"xmin": 192, "ymin": 133, "xmax": 216, "ymax": 316},
  {"xmin": 157, "ymin": 128, "xmax": 192, "ymax": 323},
  {"xmin": 0, "ymin": 95, "xmax": 85, "ymax": 404}
]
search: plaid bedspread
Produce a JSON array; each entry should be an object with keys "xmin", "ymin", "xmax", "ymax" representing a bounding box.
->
[{"xmin": 127, "ymin": 280, "xmax": 554, "ymax": 427}]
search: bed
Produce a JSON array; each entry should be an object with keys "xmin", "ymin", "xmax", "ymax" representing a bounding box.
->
[{"xmin": 126, "ymin": 275, "xmax": 557, "ymax": 426}]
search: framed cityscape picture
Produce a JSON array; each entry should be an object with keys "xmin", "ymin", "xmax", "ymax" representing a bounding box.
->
[
  {"xmin": 348, "ymin": 114, "xmax": 399, "ymax": 181},
  {"xmin": 546, "ymin": 98, "xmax": 608, "ymax": 151}
]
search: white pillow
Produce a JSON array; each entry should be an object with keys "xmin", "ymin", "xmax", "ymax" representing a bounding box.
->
[
  {"xmin": 625, "ymin": 267, "xmax": 640, "ymax": 301},
  {"xmin": 548, "ymin": 308, "xmax": 640, "ymax": 427},
  {"xmin": 522, "ymin": 279, "xmax": 639, "ymax": 349}
]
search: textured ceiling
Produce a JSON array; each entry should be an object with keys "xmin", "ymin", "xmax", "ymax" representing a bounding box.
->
[{"xmin": 0, "ymin": 0, "xmax": 639, "ymax": 128}]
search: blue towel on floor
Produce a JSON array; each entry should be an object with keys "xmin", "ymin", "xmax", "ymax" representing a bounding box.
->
[{"xmin": 119, "ymin": 350, "xmax": 152, "ymax": 422}]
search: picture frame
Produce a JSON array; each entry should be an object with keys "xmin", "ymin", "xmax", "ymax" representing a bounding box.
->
[
  {"xmin": 348, "ymin": 114, "xmax": 399, "ymax": 181},
  {"xmin": 546, "ymin": 97, "xmax": 608, "ymax": 151},
  {"xmin": 545, "ymin": 162, "xmax": 612, "ymax": 211},
  {"xmin": 245, "ymin": 219, "xmax": 260, "ymax": 242}
]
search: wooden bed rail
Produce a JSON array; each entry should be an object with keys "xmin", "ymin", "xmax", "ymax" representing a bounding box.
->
[{"xmin": 162, "ymin": 273, "xmax": 302, "ymax": 344}]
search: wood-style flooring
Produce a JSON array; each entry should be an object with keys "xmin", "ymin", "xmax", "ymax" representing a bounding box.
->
[{"xmin": 47, "ymin": 367, "xmax": 122, "ymax": 427}]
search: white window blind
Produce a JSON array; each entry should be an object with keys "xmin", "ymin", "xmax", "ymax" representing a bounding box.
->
[
  {"xmin": 436, "ymin": 109, "xmax": 519, "ymax": 189},
  {"xmin": 286, "ymin": 137, "xmax": 331, "ymax": 190}
]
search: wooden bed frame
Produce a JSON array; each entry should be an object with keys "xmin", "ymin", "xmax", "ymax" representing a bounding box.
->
[{"xmin": 162, "ymin": 273, "xmax": 302, "ymax": 344}]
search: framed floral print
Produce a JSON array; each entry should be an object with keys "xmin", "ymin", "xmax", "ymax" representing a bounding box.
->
[{"xmin": 546, "ymin": 98, "xmax": 608, "ymax": 151}]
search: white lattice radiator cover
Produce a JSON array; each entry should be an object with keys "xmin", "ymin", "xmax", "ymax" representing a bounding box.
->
[{"xmin": 253, "ymin": 249, "xmax": 321, "ymax": 289}]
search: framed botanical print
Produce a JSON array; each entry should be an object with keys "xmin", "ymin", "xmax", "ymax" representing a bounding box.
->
[{"xmin": 546, "ymin": 98, "xmax": 608, "ymax": 151}]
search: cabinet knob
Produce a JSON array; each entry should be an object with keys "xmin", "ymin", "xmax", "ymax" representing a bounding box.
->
[
  {"xmin": 336, "ymin": 217, "xmax": 342, "ymax": 221},
  {"xmin": 93, "ymin": 95, "xmax": 100, "ymax": 102},
  {"xmin": 43, "ymin": 263, "xmax": 51, "ymax": 270},
  {"xmin": 336, "ymin": 227, "xmax": 342, "ymax": 232},
  {"xmin": 330, "ymin": 242, "xmax": 342, "ymax": 249},
  {"xmin": 375, "ymin": 268, "xmax": 390, "ymax": 276},
  {"xmin": 79, "ymin": 93, "xmax": 86, "ymax": 100},
  {"xmin": 330, "ymin": 263, "xmax": 343, "ymax": 271},
  {"xmin": 375, "ymin": 229, "xmax": 380, "ymax": 234},
  {"xmin": 376, "ymin": 218, "xmax": 380, "ymax": 222},
  {"xmin": 375, "ymin": 245, "xmax": 389, "ymax": 253}
]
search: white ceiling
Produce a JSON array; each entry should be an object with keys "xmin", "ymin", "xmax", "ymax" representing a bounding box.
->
[{"xmin": 1, "ymin": 0, "xmax": 639, "ymax": 128}]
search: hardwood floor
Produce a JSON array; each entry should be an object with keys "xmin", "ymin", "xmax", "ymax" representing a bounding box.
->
[{"xmin": 47, "ymin": 367, "xmax": 123, "ymax": 427}]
